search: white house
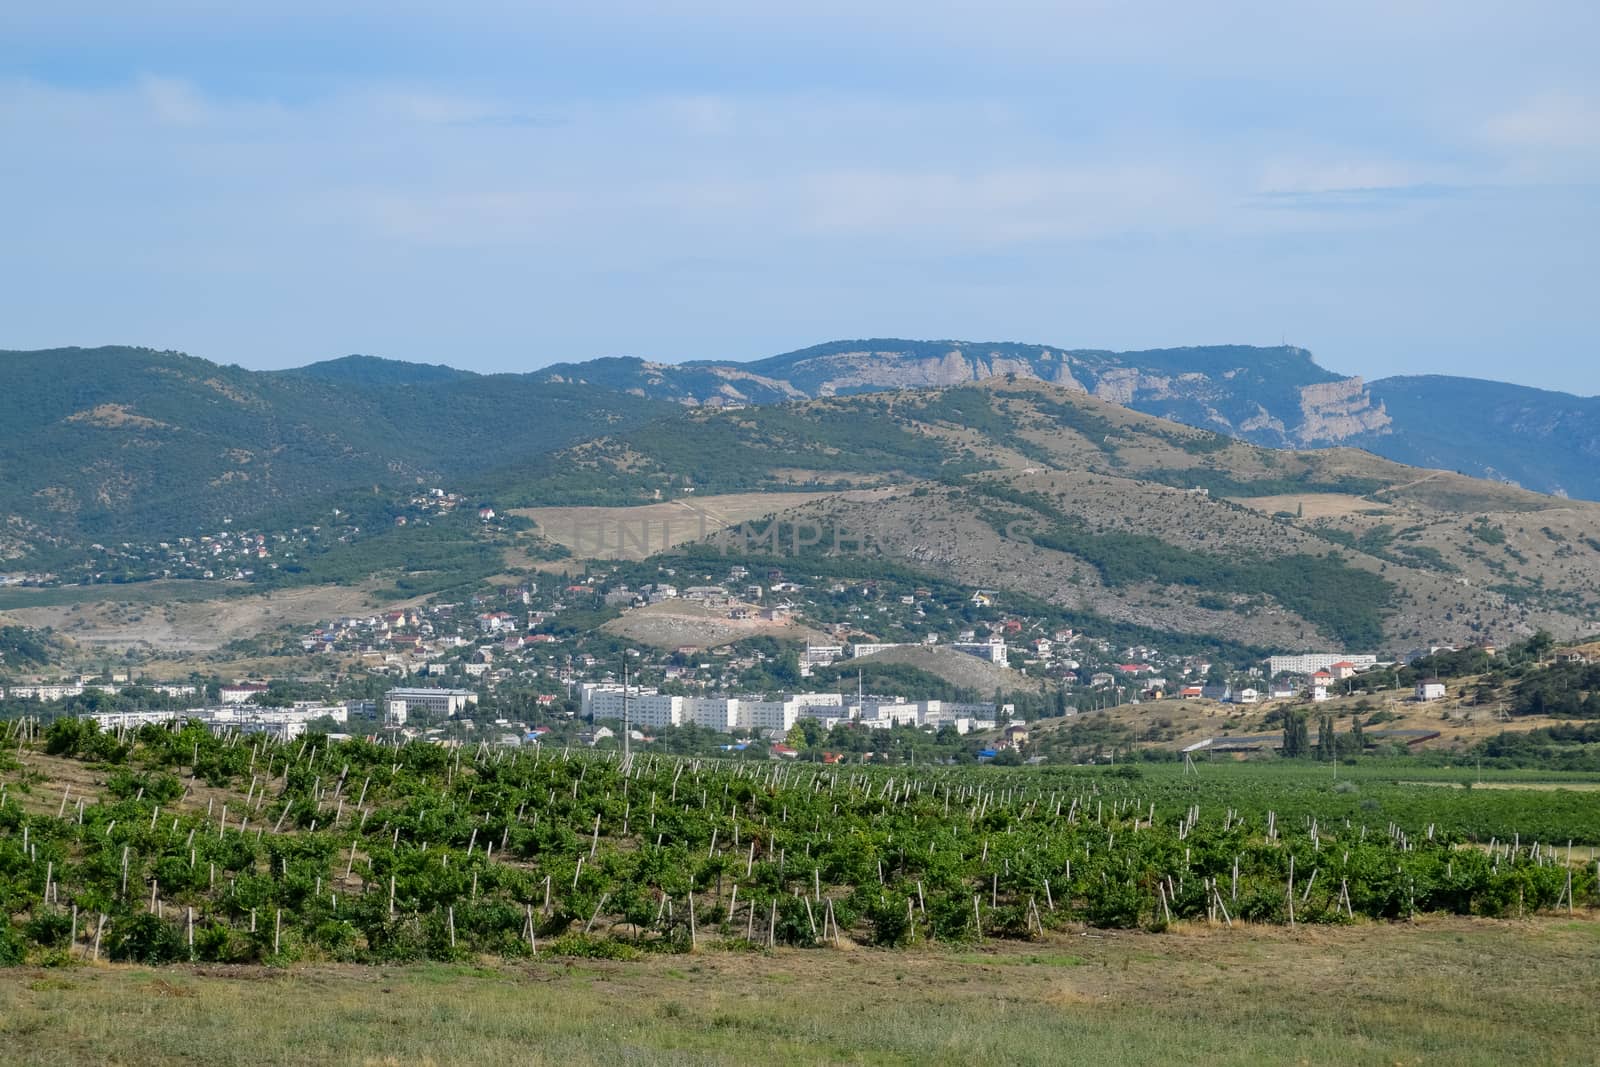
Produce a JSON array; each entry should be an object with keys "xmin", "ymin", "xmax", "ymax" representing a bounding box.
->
[{"xmin": 1416, "ymin": 682, "xmax": 1447, "ymax": 702}]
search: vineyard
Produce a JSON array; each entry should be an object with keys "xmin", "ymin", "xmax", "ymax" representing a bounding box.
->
[{"xmin": 1, "ymin": 718, "xmax": 1598, "ymax": 966}]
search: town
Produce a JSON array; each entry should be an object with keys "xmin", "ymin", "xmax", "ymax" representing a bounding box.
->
[{"xmin": 1, "ymin": 546, "xmax": 1497, "ymax": 762}]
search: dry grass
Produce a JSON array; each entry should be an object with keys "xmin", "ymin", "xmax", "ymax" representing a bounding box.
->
[
  {"xmin": 1, "ymin": 916, "xmax": 1597, "ymax": 1065},
  {"xmin": 515, "ymin": 493, "xmax": 846, "ymax": 562},
  {"xmin": 1231, "ymin": 493, "xmax": 1389, "ymax": 519},
  {"xmin": 602, "ymin": 599, "xmax": 832, "ymax": 651},
  {"xmin": 1080, "ymin": 683, "xmax": 1590, "ymax": 755},
  {"xmin": 0, "ymin": 582, "xmax": 406, "ymax": 656}
]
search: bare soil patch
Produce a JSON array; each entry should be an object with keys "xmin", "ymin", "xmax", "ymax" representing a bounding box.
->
[
  {"xmin": 603, "ymin": 599, "xmax": 832, "ymax": 651},
  {"xmin": 0, "ymin": 583, "xmax": 407, "ymax": 655}
]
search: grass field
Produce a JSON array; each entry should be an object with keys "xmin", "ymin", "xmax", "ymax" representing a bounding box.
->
[
  {"xmin": 2, "ymin": 917, "xmax": 1597, "ymax": 1065},
  {"xmin": 515, "ymin": 492, "xmax": 845, "ymax": 561},
  {"xmin": 1229, "ymin": 492, "xmax": 1389, "ymax": 520},
  {"xmin": 0, "ymin": 580, "xmax": 225, "ymax": 612}
]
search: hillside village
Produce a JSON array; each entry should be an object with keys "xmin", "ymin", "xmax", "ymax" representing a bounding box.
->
[
  {"xmin": 5, "ymin": 537, "xmax": 1589, "ymax": 767},
  {"xmin": 0, "ymin": 487, "xmax": 491, "ymax": 589}
]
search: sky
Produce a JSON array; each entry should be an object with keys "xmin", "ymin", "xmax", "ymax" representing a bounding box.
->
[{"xmin": 1, "ymin": 2, "xmax": 1596, "ymax": 392}]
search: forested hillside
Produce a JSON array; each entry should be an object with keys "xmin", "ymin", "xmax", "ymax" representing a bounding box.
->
[
  {"xmin": 1362, "ymin": 376, "xmax": 1600, "ymax": 499},
  {"xmin": 0, "ymin": 347, "xmax": 673, "ymax": 546}
]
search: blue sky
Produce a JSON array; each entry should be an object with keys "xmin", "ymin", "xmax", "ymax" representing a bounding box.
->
[{"xmin": 1, "ymin": 2, "xmax": 1595, "ymax": 391}]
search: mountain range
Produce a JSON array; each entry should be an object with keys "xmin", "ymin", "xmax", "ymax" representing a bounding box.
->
[
  {"xmin": 2, "ymin": 340, "xmax": 1599, "ymax": 653},
  {"xmin": 531, "ymin": 339, "xmax": 1600, "ymax": 500},
  {"xmin": 2, "ymin": 339, "xmax": 1594, "ymax": 544}
]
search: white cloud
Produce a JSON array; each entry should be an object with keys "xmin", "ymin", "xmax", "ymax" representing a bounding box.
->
[
  {"xmin": 136, "ymin": 74, "xmax": 212, "ymax": 125},
  {"xmin": 1255, "ymin": 159, "xmax": 1432, "ymax": 196},
  {"xmin": 1483, "ymin": 92, "xmax": 1599, "ymax": 152},
  {"xmin": 0, "ymin": 44, "xmax": 1592, "ymax": 382}
]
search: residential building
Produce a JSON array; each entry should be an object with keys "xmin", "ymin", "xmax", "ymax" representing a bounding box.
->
[
  {"xmin": 1267, "ymin": 653, "xmax": 1378, "ymax": 676},
  {"xmin": 952, "ymin": 639, "xmax": 1009, "ymax": 668},
  {"xmin": 219, "ymin": 682, "xmax": 269, "ymax": 705},
  {"xmin": 3, "ymin": 683, "xmax": 85, "ymax": 701},
  {"xmin": 383, "ymin": 687, "xmax": 479, "ymax": 718}
]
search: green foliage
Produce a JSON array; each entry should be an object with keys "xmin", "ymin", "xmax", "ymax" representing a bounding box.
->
[
  {"xmin": 1470, "ymin": 519, "xmax": 1507, "ymax": 545},
  {"xmin": 1280, "ymin": 710, "xmax": 1311, "ymax": 758},
  {"xmin": 0, "ymin": 626, "xmax": 51, "ymax": 668},
  {"xmin": 1509, "ymin": 663, "xmax": 1600, "ymax": 719},
  {"xmin": 2, "ymin": 719, "xmax": 1597, "ymax": 971},
  {"xmin": 110, "ymin": 914, "xmax": 187, "ymax": 964},
  {"xmin": 43, "ymin": 718, "xmax": 129, "ymax": 763}
]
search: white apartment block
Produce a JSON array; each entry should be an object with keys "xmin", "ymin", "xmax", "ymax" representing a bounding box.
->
[
  {"xmin": 88, "ymin": 703, "xmax": 348, "ymax": 739},
  {"xmin": 852, "ymin": 640, "xmax": 1009, "ymax": 668},
  {"xmin": 682, "ymin": 696, "xmax": 738, "ymax": 731},
  {"xmin": 579, "ymin": 685, "xmax": 990, "ymax": 737},
  {"xmin": 89, "ymin": 709, "xmax": 180, "ymax": 729},
  {"xmin": 3, "ymin": 683, "xmax": 85, "ymax": 701},
  {"xmin": 738, "ymin": 700, "xmax": 797, "ymax": 733},
  {"xmin": 850, "ymin": 642, "xmax": 911, "ymax": 658},
  {"xmin": 383, "ymin": 687, "xmax": 479, "ymax": 718},
  {"xmin": 1266, "ymin": 653, "xmax": 1378, "ymax": 676},
  {"xmin": 951, "ymin": 639, "xmax": 1009, "ymax": 668}
]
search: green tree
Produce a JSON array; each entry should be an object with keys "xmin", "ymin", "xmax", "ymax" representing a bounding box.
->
[{"xmin": 1282, "ymin": 710, "xmax": 1310, "ymax": 758}]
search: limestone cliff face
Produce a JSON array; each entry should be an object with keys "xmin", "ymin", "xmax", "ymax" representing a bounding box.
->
[
  {"xmin": 1238, "ymin": 406, "xmax": 1288, "ymax": 438},
  {"xmin": 697, "ymin": 369, "xmax": 808, "ymax": 403},
  {"xmin": 571, "ymin": 340, "xmax": 1394, "ymax": 453},
  {"xmin": 774, "ymin": 348, "xmax": 1389, "ymax": 449},
  {"xmin": 1089, "ymin": 368, "xmax": 1150, "ymax": 406},
  {"xmin": 1086, "ymin": 368, "xmax": 1219, "ymax": 407},
  {"xmin": 796, "ymin": 348, "xmax": 1091, "ymax": 395},
  {"xmin": 1293, "ymin": 378, "xmax": 1391, "ymax": 444}
]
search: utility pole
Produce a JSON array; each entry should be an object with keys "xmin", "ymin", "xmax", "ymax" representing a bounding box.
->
[{"xmin": 622, "ymin": 653, "xmax": 631, "ymax": 763}]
